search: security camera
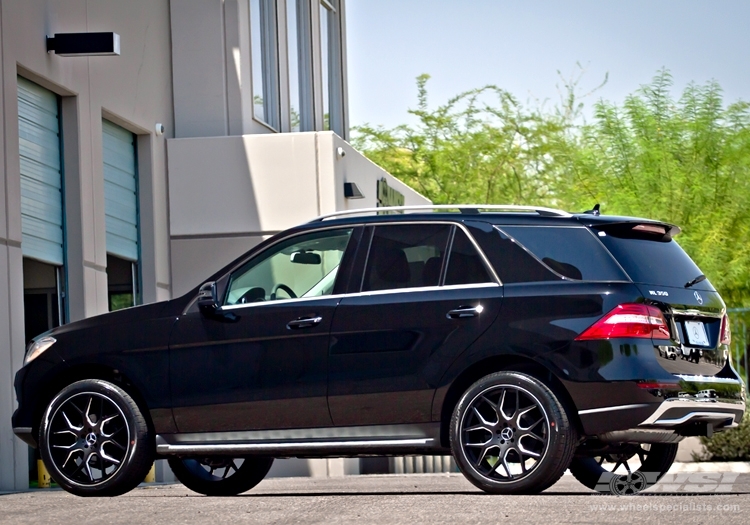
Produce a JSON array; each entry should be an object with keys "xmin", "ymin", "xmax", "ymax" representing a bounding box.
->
[{"xmin": 155, "ymin": 123, "xmax": 165, "ymax": 136}]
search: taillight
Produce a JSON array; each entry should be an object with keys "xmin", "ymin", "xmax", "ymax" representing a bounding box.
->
[
  {"xmin": 720, "ymin": 314, "xmax": 731, "ymax": 345},
  {"xmin": 575, "ymin": 303, "xmax": 671, "ymax": 341}
]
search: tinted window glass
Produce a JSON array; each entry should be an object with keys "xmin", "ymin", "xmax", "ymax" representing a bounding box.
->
[
  {"xmin": 501, "ymin": 226, "xmax": 627, "ymax": 282},
  {"xmin": 226, "ymin": 228, "xmax": 353, "ymax": 304},
  {"xmin": 469, "ymin": 226, "xmax": 558, "ymax": 283},
  {"xmin": 445, "ymin": 229, "xmax": 494, "ymax": 285},
  {"xmin": 598, "ymin": 233, "xmax": 712, "ymax": 290},
  {"xmin": 363, "ymin": 224, "xmax": 451, "ymax": 291}
]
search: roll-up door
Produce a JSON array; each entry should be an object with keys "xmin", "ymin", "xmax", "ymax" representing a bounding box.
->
[
  {"xmin": 102, "ymin": 120, "xmax": 138, "ymax": 261},
  {"xmin": 17, "ymin": 77, "xmax": 64, "ymax": 266}
]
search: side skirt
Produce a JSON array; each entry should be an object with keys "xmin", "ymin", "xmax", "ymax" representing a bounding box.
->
[{"xmin": 155, "ymin": 423, "xmax": 448, "ymax": 458}]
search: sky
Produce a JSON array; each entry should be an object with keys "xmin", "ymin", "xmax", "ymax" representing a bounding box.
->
[{"xmin": 345, "ymin": 0, "xmax": 750, "ymax": 129}]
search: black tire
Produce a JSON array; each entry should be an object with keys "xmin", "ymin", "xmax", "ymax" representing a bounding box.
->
[
  {"xmin": 169, "ymin": 456, "xmax": 274, "ymax": 496},
  {"xmin": 570, "ymin": 443, "xmax": 678, "ymax": 495},
  {"xmin": 450, "ymin": 371, "xmax": 577, "ymax": 494},
  {"xmin": 39, "ymin": 379, "xmax": 154, "ymax": 497}
]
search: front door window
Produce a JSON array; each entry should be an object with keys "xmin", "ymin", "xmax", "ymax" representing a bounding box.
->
[{"xmin": 225, "ymin": 228, "xmax": 353, "ymax": 305}]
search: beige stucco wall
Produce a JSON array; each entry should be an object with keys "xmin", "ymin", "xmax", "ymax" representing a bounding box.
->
[
  {"xmin": 167, "ymin": 131, "xmax": 430, "ymax": 296},
  {"xmin": 0, "ymin": 0, "xmax": 174, "ymax": 490}
]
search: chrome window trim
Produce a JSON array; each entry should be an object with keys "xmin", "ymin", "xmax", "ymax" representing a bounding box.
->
[
  {"xmin": 218, "ymin": 282, "xmax": 501, "ymax": 312},
  {"xmin": 187, "ymin": 219, "xmax": 502, "ymax": 315}
]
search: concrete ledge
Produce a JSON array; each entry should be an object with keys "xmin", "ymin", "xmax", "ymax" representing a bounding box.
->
[{"xmin": 668, "ymin": 461, "xmax": 750, "ymax": 473}]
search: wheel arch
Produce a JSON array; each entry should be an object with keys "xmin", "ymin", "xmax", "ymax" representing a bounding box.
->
[
  {"xmin": 32, "ymin": 363, "xmax": 154, "ymax": 440},
  {"xmin": 436, "ymin": 355, "xmax": 583, "ymax": 448}
]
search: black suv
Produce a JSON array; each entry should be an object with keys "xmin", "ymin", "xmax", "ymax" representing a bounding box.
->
[{"xmin": 12, "ymin": 205, "xmax": 745, "ymax": 497}]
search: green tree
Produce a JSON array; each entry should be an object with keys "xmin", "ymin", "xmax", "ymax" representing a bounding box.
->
[
  {"xmin": 560, "ymin": 70, "xmax": 750, "ymax": 303},
  {"xmin": 352, "ymin": 74, "xmax": 572, "ymax": 205},
  {"xmin": 353, "ymin": 70, "xmax": 750, "ymax": 304}
]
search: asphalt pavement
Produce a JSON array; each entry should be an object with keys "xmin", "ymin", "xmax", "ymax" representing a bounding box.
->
[{"xmin": 1, "ymin": 472, "xmax": 748, "ymax": 524}]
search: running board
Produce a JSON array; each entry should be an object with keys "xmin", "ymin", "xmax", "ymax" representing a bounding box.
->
[
  {"xmin": 156, "ymin": 437, "xmax": 436, "ymax": 456},
  {"xmin": 155, "ymin": 423, "xmax": 444, "ymax": 457}
]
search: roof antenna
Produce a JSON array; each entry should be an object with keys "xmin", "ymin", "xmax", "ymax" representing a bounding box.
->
[{"xmin": 583, "ymin": 203, "xmax": 600, "ymax": 216}]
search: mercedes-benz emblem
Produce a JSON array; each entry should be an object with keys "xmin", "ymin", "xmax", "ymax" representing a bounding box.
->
[
  {"xmin": 694, "ymin": 291, "xmax": 703, "ymax": 305},
  {"xmin": 85, "ymin": 433, "xmax": 98, "ymax": 446},
  {"xmin": 500, "ymin": 427, "xmax": 514, "ymax": 440}
]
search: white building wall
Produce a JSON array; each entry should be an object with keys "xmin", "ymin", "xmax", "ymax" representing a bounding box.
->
[{"xmin": 0, "ymin": 0, "xmax": 174, "ymax": 491}]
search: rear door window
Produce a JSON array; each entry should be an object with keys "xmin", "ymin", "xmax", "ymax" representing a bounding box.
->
[
  {"xmin": 500, "ymin": 226, "xmax": 628, "ymax": 282},
  {"xmin": 362, "ymin": 224, "xmax": 451, "ymax": 292}
]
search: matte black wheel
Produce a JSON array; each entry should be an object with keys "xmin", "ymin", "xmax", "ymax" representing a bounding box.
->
[
  {"xmin": 169, "ymin": 456, "xmax": 274, "ymax": 496},
  {"xmin": 570, "ymin": 443, "xmax": 678, "ymax": 494},
  {"xmin": 39, "ymin": 379, "xmax": 154, "ymax": 497},
  {"xmin": 450, "ymin": 372, "xmax": 576, "ymax": 494}
]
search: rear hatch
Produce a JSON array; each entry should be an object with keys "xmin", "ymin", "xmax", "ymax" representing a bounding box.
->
[{"xmin": 590, "ymin": 220, "xmax": 730, "ymax": 379}]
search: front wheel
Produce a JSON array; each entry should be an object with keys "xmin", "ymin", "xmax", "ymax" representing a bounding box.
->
[
  {"xmin": 450, "ymin": 371, "xmax": 577, "ymax": 494},
  {"xmin": 169, "ymin": 456, "xmax": 274, "ymax": 496},
  {"xmin": 39, "ymin": 379, "xmax": 154, "ymax": 497},
  {"xmin": 570, "ymin": 443, "xmax": 678, "ymax": 494}
]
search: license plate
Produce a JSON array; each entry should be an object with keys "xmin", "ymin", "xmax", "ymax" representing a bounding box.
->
[{"xmin": 684, "ymin": 321, "xmax": 709, "ymax": 346}]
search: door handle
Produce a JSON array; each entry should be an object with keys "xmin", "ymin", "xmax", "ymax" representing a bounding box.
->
[
  {"xmin": 286, "ymin": 316, "xmax": 323, "ymax": 329},
  {"xmin": 446, "ymin": 305, "xmax": 484, "ymax": 319}
]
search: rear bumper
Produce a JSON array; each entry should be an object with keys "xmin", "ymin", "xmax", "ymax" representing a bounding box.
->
[{"xmin": 638, "ymin": 398, "xmax": 744, "ymax": 430}]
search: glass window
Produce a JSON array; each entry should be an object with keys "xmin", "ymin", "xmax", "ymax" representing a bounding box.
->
[
  {"xmin": 251, "ymin": 0, "xmax": 280, "ymax": 130},
  {"xmin": 226, "ymin": 228, "xmax": 353, "ymax": 305},
  {"xmin": 597, "ymin": 229, "xmax": 712, "ymax": 290},
  {"xmin": 363, "ymin": 224, "xmax": 451, "ymax": 292},
  {"xmin": 287, "ymin": 0, "xmax": 314, "ymax": 131},
  {"xmin": 445, "ymin": 229, "xmax": 494, "ymax": 286},
  {"xmin": 320, "ymin": 1, "xmax": 331, "ymax": 130},
  {"xmin": 500, "ymin": 226, "xmax": 628, "ymax": 282}
]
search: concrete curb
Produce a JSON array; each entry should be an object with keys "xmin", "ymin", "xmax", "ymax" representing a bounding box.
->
[{"xmin": 668, "ymin": 461, "xmax": 750, "ymax": 473}]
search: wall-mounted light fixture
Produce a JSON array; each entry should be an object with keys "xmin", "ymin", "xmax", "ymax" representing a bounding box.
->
[
  {"xmin": 344, "ymin": 182, "xmax": 364, "ymax": 199},
  {"xmin": 46, "ymin": 33, "xmax": 120, "ymax": 56}
]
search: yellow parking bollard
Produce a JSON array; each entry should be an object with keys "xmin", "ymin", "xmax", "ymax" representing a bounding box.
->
[
  {"xmin": 37, "ymin": 460, "xmax": 51, "ymax": 488},
  {"xmin": 144, "ymin": 463, "xmax": 156, "ymax": 483}
]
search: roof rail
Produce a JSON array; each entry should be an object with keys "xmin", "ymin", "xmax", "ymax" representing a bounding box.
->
[{"xmin": 310, "ymin": 204, "xmax": 572, "ymax": 222}]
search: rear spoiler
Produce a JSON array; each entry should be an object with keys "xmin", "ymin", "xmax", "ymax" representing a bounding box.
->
[{"xmin": 590, "ymin": 221, "xmax": 681, "ymax": 242}]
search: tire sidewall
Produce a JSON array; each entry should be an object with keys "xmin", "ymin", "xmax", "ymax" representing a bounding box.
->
[
  {"xmin": 39, "ymin": 379, "xmax": 150, "ymax": 497},
  {"xmin": 450, "ymin": 371, "xmax": 570, "ymax": 494}
]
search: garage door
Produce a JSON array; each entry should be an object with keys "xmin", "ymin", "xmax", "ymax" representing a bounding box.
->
[
  {"xmin": 17, "ymin": 76, "xmax": 64, "ymax": 266},
  {"xmin": 102, "ymin": 120, "xmax": 138, "ymax": 261}
]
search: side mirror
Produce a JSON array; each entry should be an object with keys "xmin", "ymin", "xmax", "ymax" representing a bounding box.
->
[
  {"xmin": 197, "ymin": 281, "xmax": 219, "ymax": 315},
  {"xmin": 290, "ymin": 251, "xmax": 321, "ymax": 265}
]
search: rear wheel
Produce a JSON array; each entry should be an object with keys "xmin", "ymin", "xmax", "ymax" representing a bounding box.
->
[
  {"xmin": 570, "ymin": 443, "xmax": 678, "ymax": 494},
  {"xmin": 39, "ymin": 379, "xmax": 154, "ymax": 497},
  {"xmin": 169, "ymin": 456, "xmax": 274, "ymax": 496},
  {"xmin": 450, "ymin": 371, "xmax": 577, "ymax": 494}
]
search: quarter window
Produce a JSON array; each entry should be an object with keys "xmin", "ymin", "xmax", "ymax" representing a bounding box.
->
[
  {"xmin": 500, "ymin": 226, "xmax": 627, "ymax": 282},
  {"xmin": 363, "ymin": 225, "xmax": 451, "ymax": 292},
  {"xmin": 226, "ymin": 228, "xmax": 353, "ymax": 305}
]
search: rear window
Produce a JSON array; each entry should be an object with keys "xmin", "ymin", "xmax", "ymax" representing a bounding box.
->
[
  {"xmin": 500, "ymin": 226, "xmax": 628, "ymax": 282},
  {"xmin": 597, "ymin": 231, "xmax": 712, "ymax": 290}
]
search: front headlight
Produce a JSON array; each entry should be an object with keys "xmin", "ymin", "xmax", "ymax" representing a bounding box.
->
[{"xmin": 24, "ymin": 336, "xmax": 56, "ymax": 366}]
